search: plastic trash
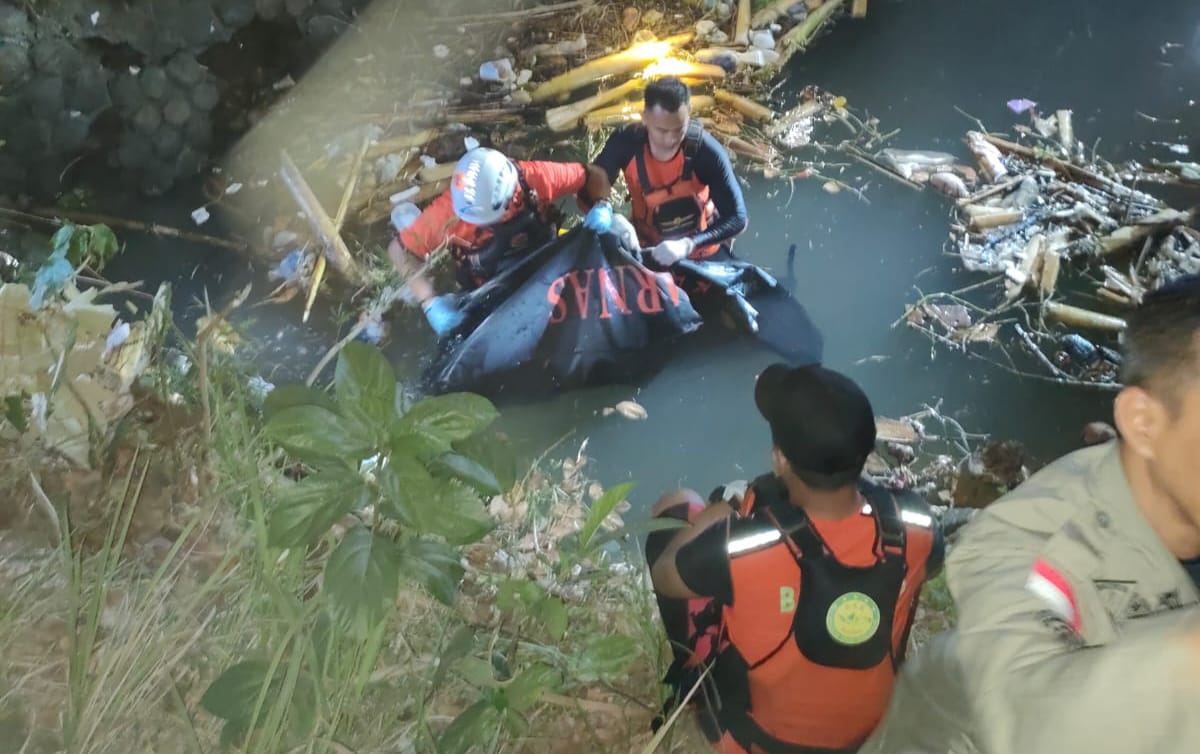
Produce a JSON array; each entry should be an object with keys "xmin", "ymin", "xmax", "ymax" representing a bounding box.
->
[
  {"xmin": 246, "ymin": 375, "xmax": 276, "ymax": 407},
  {"xmin": 433, "ymin": 44, "xmax": 450, "ymax": 59},
  {"xmin": 269, "ymin": 249, "xmax": 305, "ymax": 283},
  {"xmin": 355, "ymin": 314, "xmax": 388, "ymax": 346},
  {"xmin": 750, "ymin": 29, "xmax": 775, "ymax": 50},
  {"xmin": 1006, "ymin": 98, "xmax": 1037, "ymax": 114},
  {"xmin": 103, "ymin": 321, "xmax": 131, "ymax": 360},
  {"xmin": 464, "ymin": 136, "xmax": 480, "ymax": 151},
  {"xmin": 191, "ymin": 206, "xmax": 210, "ymax": 225},
  {"xmin": 390, "ymin": 202, "xmax": 421, "ymax": 233},
  {"xmin": 479, "ymin": 58, "xmax": 516, "ymax": 83}
]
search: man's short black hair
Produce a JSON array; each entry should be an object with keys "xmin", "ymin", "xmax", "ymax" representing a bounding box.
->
[
  {"xmin": 644, "ymin": 76, "xmax": 691, "ymax": 113},
  {"xmin": 1121, "ymin": 273, "xmax": 1200, "ymax": 406},
  {"xmin": 754, "ymin": 364, "xmax": 876, "ymax": 491}
]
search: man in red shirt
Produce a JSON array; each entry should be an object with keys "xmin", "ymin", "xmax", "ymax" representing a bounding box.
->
[
  {"xmin": 387, "ymin": 147, "xmax": 627, "ymax": 335},
  {"xmin": 645, "ymin": 364, "xmax": 944, "ymax": 753}
]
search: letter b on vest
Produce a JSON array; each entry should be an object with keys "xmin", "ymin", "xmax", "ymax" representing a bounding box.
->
[{"xmin": 779, "ymin": 586, "xmax": 796, "ymax": 614}]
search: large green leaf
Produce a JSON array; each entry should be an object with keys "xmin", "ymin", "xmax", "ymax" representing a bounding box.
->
[
  {"xmin": 399, "ymin": 538, "xmax": 464, "ymax": 605},
  {"xmin": 428, "ymin": 452, "xmax": 501, "ymax": 496},
  {"xmin": 412, "ymin": 480, "xmax": 493, "ymax": 545},
  {"xmin": 505, "ymin": 664, "xmax": 562, "ymax": 713},
  {"xmin": 533, "ymin": 596, "xmax": 568, "ymax": 641},
  {"xmin": 578, "ymin": 481, "xmax": 635, "ymax": 551},
  {"xmin": 453, "ymin": 431, "xmax": 518, "ymax": 493},
  {"xmin": 200, "ymin": 659, "xmax": 273, "ymax": 724},
  {"xmin": 265, "ymin": 405, "xmax": 375, "ymax": 465},
  {"xmin": 377, "ymin": 454, "xmax": 441, "ymax": 528},
  {"xmin": 324, "ymin": 528, "xmax": 402, "ymax": 636},
  {"xmin": 334, "ymin": 342, "xmax": 397, "ymax": 443},
  {"xmin": 437, "ymin": 699, "xmax": 500, "ymax": 754},
  {"xmin": 86, "ymin": 224, "xmax": 120, "ymax": 269},
  {"xmin": 268, "ymin": 469, "xmax": 365, "ymax": 548},
  {"xmin": 398, "ymin": 393, "xmax": 498, "ymax": 447},
  {"xmin": 262, "ymin": 384, "xmax": 336, "ymax": 421},
  {"xmin": 571, "ymin": 635, "xmax": 641, "ymax": 683}
]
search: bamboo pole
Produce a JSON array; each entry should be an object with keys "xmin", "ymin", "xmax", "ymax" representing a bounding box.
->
[
  {"xmin": 734, "ymin": 0, "xmax": 751, "ymax": 46},
  {"xmin": 1043, "ymin": 301, "xmax": 1127, "ymax": 332},
  {"xmin": 967, "ymin": 209, "xmax": 1023, "ymax": 232},
  {"xmin": 751, "ymin": 0, "xmax": 797, "ymax": 28},
  {"xmin": 529, "ymin": 33, "xmax": 695, "ymax": 103},
  {"xmin": 1056, "ymin": 109, "xmax": 1074, "ymax": 152},
  {"xmin": 279, "ymin": 151, "xmax": 365, "ymax": 286},
  {"xmin": 417, "ymin": 162, "xmax": 457, "ymax": 184},
  {"xmin": 303, "ymin": 133, "xmax": 370, "ymax": 323},
  {"xmin": 546, "ymin": 78, "xmax": 643, "ymax": 132},
  {"xmin": 779, "ymin": 0, "xmax": 847, "ymax": 65},
  {"xmin": 852, "ymin": 0, "xmax": 869, "ymax": 18},
  {"xmin": 365, "ymin": 129, "xmax": 437, "ymax": 160},
  {"xmin": 714, "ymin": 89, "xmax": 774, "ymax": 123},
  {"xmin": 584, "ymin": 95, "xmax": 714, "ymax": 129},
  {"xmin": 1098, "ymin": 208, "xmax": 1194, "ymax": 256}
]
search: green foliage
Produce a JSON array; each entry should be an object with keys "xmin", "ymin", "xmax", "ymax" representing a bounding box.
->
[
  {"xmin": 49, "ymin": 223, "xmax": 121, "ymax": 272},
  {"xmin": 202, "ymin": 342, "xmax": 513, "ymax": 741}
]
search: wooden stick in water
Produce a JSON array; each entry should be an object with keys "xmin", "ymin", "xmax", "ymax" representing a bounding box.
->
[
  {"xmin": 852, "ymin": 0, "xmax": 869, "ymax": 18},
  {"xmin": 1043, "ymin": 301, "xmax": 1127, "ymax": 332},
  {"xmin": 304, "ymin": 133, "xmax": 371, "ymax": 323},
  {"xmin": 279, "ymin": 150, "xmax": 365, "ymax": 286},
  {"xmin": 0, "ymin": 206, "xmax": 248, "ymax": 252},
  {"xmin": 734, "ymin": 0, "xmax": 751, "ymax": 46},
  {"xmin": 714, "ymin": 89, "xmax": 774, "ymax": 123},
  {"xmin": 530, "ymin": 33, "xmax": 695, "ymax": 103}
]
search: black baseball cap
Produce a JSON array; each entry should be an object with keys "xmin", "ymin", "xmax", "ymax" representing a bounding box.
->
[{"xmin": 754, "ymin": 363, "xmax": 877, "ymax": 479}]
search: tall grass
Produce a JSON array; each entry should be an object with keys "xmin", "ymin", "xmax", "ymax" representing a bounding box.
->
[{"xmin": 0, "ymin": 360, "xmax": 689, "ymax": 753}]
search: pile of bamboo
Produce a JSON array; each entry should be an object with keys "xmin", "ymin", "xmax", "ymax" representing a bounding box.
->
[{"xmin": 902, "ymin": 110, "xmax": 1198, "ymax": 389}]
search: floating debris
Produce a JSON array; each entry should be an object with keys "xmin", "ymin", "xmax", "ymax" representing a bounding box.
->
[{"xmin": 898, "ymin": 107, "xmax": 1196, "ymax": 389}]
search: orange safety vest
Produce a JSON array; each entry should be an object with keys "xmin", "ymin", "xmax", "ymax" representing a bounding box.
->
[
  {"xmin": 625, "ymin": 120, "xmax": 721, "ymax": 259},
  {"xmin": 712, "ymin": 478, "xmax": 914, "ymax": 754}
]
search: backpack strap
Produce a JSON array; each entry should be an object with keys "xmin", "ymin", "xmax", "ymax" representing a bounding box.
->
[{"xmin": 681, "ymin": 119, "xmax": 704, "ymax": 181}]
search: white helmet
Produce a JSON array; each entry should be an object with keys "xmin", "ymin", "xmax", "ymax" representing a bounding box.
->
[{"xmin": 450, "ymin": 148, "xmax": 519, "ymax": 226}]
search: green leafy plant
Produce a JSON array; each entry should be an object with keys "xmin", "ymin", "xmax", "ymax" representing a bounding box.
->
[{"xmin": 201, "ymin": 342, "xmax": 511, "ymax": 745}]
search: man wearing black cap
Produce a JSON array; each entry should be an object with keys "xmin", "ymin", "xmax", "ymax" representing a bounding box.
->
[{"xmin": 644, "ymin": 363, "xmax": 944, "ymax": 753}]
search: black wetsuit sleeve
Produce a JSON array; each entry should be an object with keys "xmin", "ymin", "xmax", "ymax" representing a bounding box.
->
[
  {"xmin": 690, "ymin": 131, "xmax": 748, "ymax": 248},
  {"xmin": 591, "ymin": 126, "xmax": 641, "ymax": 184},
  {"xmin": 675, "ymin": 520, "xmax": 734, "ymax": 605}
]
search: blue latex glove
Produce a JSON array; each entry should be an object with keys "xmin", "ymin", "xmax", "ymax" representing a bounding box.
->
[
  {"xmin": 583, "ymin": 202, "xmax": 613, "ymax": 233},
  {"xmin": 422, "ymin": 294, "xmax": 465, "ymax": 336}
]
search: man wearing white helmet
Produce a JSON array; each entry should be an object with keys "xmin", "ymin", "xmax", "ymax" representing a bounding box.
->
[{"xmin": 387, "ymin": 147, "xmax": 629, "ymax": 336}]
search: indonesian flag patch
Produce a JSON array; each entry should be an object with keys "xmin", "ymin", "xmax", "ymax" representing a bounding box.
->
[{"xmin": 1026, "ymin": 558, "xmax": 1082, "ymax": 633}]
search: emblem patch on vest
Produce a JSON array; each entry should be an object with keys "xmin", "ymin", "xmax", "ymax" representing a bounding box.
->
[{"xmin": 826, "ymin": 591, "xmax": 881, "ymax": 645}]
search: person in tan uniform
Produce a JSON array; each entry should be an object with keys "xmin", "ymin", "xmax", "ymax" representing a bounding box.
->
[{"xmin": 860, "ymin": 274, "xmax": 1200, "ymax": 754}]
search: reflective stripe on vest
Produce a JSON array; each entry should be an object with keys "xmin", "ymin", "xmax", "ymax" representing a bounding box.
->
[{"xmin": 717, "ymin": 479, "xmax": 910, "ymax": 751}]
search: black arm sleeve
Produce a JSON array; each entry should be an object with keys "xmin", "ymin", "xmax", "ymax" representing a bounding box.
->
[
  {"xmin": 690, "ymin": 132, "xmax": 748, "ymax": 248},
  {"xmin": 675, "ymin": 521, "xmax": 734, "ymax": 606},
  {"xmin": 591, "ymin": 126, "xmax": 641, "ymax": 184}
]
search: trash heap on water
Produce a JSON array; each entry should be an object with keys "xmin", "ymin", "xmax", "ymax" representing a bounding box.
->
[{"xmin": 897, "ymin": 106, "xmax": 1197, "ymax": 389}]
